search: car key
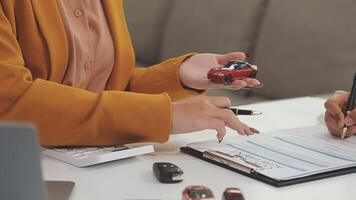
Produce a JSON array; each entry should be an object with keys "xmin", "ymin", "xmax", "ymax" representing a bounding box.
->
[{"xmin": 153, "ymin": 162, "xmax": 184, "ymax": 183}]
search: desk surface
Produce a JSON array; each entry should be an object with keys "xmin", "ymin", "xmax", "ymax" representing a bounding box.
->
[{"xmin": 41, "ymin": 97, "xmax": 356, "ymax": 200}]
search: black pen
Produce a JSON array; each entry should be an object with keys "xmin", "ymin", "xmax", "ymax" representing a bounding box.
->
[
  {"xmin": 341, "ymin": 71, "xmax": 356, "ymax": 139},
  {"xmin": 230, "ymin": 108, "xmax": 262, "ymax": 115}
]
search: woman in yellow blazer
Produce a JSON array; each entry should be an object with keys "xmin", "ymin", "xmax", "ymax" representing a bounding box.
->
[{"xmin": 0, "ymin": 0, "xmax": 260, "ymax": 146}]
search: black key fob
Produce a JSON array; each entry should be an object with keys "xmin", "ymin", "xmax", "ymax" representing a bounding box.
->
[{"xmin": 153, "ymin": 162, "xmax": 184, "ymax": 183}]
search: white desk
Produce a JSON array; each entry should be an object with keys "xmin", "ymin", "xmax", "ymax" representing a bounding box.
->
[{"xmin": 41, "ymin": 97, "xmax": 356, "ymax": 200}]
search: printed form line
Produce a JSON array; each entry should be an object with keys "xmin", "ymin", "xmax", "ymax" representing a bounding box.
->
[
  {"xmin": 227, "ymin": 143, "xmax": 306, "ymax": 171},
  {"xmin": 247, "ymin": 141, "xmax": 327, "ymax": 168},
  {"xmin": 275, "ymin": 137, "xmax": 356, "ymax": 162}
]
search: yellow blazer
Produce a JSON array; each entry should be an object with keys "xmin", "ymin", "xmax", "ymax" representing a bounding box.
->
[{"xmin": 0, "ymin": 0, "xmax": 197, "ymax": 146}]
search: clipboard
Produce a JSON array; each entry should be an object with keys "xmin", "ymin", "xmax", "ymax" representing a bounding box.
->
[
  {"xmin": 180, "ymin": 146, "xmax": 356, "ymax": 187},
  {"xmin": 179, "ymin": 123, "xmax": 356, "ymax": 188}
]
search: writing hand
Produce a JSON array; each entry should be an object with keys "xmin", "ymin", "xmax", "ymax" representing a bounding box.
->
[{"xmin": 324, "ymin": 90, "xmax": 356, "ymax": 137}]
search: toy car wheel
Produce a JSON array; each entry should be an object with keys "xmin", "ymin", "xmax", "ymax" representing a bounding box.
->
[
  {"xmin": 249, "ymin": 71, "xmax": 257, "ymax": 78},
  {"xmin": 223, "ymin": 74, "xmax": 233, "ymax": 85}
]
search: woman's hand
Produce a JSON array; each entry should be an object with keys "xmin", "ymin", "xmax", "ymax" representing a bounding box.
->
[
  {"xmin": 171, "ymin": 95, "xmax": 259, "ymax": 141},
  {"xmin": 179, "ymin": 52, "xmax": 261, "ymax": 90},
  {"xmin": 324, "ymin": 90, "xmax": 356, "ymax": 137}
]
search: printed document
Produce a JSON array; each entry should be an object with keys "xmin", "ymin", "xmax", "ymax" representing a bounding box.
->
[{"xmin": 187, "ymin": 125, "xmax": 356, "ymax": 180}]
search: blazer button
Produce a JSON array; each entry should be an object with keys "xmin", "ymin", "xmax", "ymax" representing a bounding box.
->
[
  {"xmin": 74, "ymin": 9, "xmax": 83, "ymax": 17},
  {"xmin": 84, "ymin": 63, "xmax": 90, "ymax": 71}
]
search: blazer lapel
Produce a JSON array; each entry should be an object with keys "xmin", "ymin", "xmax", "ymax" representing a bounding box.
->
[
  {"xmin": 31, "ymin": 0, "xmax": 68, "ymax": 82},
  {"xmin": 101, "ymin": 0, "xmax": 135, "ymax": 90}
]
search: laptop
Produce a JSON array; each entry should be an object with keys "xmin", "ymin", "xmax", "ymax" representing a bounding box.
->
[{"xmin": 0, "ymin": 123, "xmax": 74, "ymax": 200}]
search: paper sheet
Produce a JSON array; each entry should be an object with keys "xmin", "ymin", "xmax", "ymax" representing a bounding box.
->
[{"xmin": 188, "ymin": 125, "xmax": 356, "ymax": 180}]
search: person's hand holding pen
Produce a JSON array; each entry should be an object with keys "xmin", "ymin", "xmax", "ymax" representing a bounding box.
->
[
  {"xmin": 171, "ymin": 95, "xmax": 260, "ymax": 142},
  {"xmin": 324, "ymin": 90, "xmax": 356, "ymax": 137}
]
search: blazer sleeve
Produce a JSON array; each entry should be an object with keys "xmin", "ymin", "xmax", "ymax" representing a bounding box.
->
[
  {"xmin": 0, "ymin": 6, "xmax": 172, "ymax": 146},
  {"xmin": 129, "ymin": 54, "xmax": 202, "ymax": 101}
]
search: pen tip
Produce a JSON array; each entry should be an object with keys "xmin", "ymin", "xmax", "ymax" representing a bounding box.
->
[{"xmin": 340, "ymin": 127, "xmax": 348, "ymax": 139}]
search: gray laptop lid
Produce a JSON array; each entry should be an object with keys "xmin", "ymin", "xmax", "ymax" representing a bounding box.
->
[
  {"xmin": 0, "ymin": 123, "xmax": 47, "ymax": 200},
  {"xmin": 0, "ymin": 123, "xmax": 75, "ymax": 200}
]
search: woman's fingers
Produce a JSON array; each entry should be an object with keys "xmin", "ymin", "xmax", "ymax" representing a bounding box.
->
[
  {"xmin": 208, "ymin": 79, "xmax": 262, "ymax": 90},
  {"xmin": 187, "ymin": 95, "xmax": 232, "ymax": 108},
  {"xmin": 230, "ymin": 80, "xmax": 247, "ymax": 88},
  {"xmin": 216, "ymin": 52, "xmax": 247, "ymax": 65},
  {"xmin": 204, "ymin": 96, "xmax": 232, "ymax": 108},
  {"xmin": 231, "ymin": 78, "xmax": 261, "ymax": 87},
  {"xmin": 344, "ymin": 111, "xmax": 356, "ymax": 137},
  {"xmin": 241, "ymin": 77, "xmax": 262, "ymax": 86},
  {"xmin": 209, "ymin": 108, "xmax": 255, "ymax": 136},
  {"xmin": 325, "ymin": 106, "xmax": 356, "ymax": 138},
  {"xmin": 324, "ymin": 91, "xmax": 356, "ymax": 138},
  {"xmin": 187, "ymin": 96, "xmax": 255, "ymax": 136},
  {"xmin": 324, "ymin": 100, "xmax": 345, "ymax": 128},
  {"xmin": 345, "ymin": 110, "xmax": 356, "ymax": 126},
  {"xmin": 200, "ymin": 117, "xmax": 227, "ymax": 141},
  {"xmin": 330, "ymin": 90, "xmax": 349, "ymax": 106},
  {"xmin": 171, "ymin": 95, "xmax": 256, "ymax": 140},
  {"xmin": 325, "ymin": 112, "xmax": 341, "ymax": 137},
  {"xmin": 200, "ymin": 96, "xmax": 257, "ymax": 136},
  {"xmin": 347, "ymin": 126, "xmax": 356, "ymax": 136}
]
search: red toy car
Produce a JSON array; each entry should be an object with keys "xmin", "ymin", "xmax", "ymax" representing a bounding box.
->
[
  {"xmin": 182, "ymin": 185, "xmax": 215, "ymax": 200},
  {"xmin": 222, "ymin": 188, "xmax": 245, "ymax": 200},
  {"xmin": 207, "ymin": 60, "xmax": 258, "ymax": 85}
]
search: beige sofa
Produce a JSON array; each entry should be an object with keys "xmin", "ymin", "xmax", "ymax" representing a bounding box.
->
[{"xmin": 123, "ymin": 0, "xmax": 356, "ymax": 101}]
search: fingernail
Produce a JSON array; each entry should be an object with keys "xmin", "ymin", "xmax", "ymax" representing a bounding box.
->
[
  {"xmin": 252, "ymin": 84, "xmax": 264, "ymax": 88},
  {"xmin": 345, "ymin": 116, "xmax": 353, "ymax": 126},
  {"xmin": 217, "ymin": 135, "xmax": 224, "ymax": 143},
  {"xmin": 250, "ymin": 127, "xmax": 260, "ymax": 134},
  {"xmin": 244, "ymin": 52, "xmax": 251, "ymax": 59},
  {"xmin": 218, "ymin": 137, "xmax": 223, "ymax": 143},
  {"xmin": 245, "ymin": 84, "xmax": 264, "ymax": 89}
]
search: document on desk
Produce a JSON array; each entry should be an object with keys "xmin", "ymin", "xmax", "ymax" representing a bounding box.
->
[{"xmin": 184, "ymin": 125, "xmax": 356, "ymax": 181}]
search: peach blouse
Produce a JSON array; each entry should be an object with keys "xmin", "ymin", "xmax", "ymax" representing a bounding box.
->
[{"xmin": 56, "ymin": 0, "xmax": 115, "ymax": 92}]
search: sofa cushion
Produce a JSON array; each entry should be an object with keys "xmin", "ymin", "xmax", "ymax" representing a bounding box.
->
[
  {"xmin": 159, "ymin": 0, "xmax": 267, "ymax": 61},
  {"xmin": 123, "ymin": 0, "xmax": 174, "ymax": 65},
  {"xmin": 253, "ymin": 0, "xmax": 356, "ymax": 98}
]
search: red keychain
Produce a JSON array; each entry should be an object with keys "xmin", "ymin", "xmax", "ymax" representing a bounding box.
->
[
  {"xmin": 182, "ymin": 185, "xmax": 215, "ymax": 200},
  {"xmin": 222, "ymin": 188, "xmax": 245, "ymax": 200}
]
